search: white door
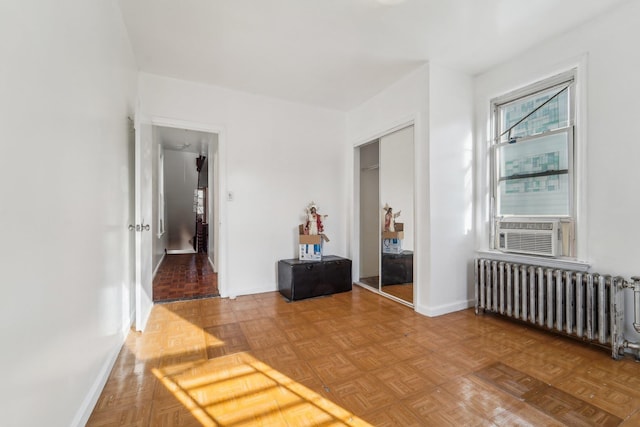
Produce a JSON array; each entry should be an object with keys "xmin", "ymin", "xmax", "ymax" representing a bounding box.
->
[{"xmin": 134, "ymin": 121, "xmax": 154, "ymax": 331}]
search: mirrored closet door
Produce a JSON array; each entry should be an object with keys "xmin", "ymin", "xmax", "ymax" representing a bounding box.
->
[{"xmin": 357, "ymin": 125, "xmax": 414, "ymax": 305}]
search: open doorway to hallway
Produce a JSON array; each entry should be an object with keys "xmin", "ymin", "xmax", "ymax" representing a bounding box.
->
[
  {"xmin": 152, "ymin": 125, "xmax": 220, "ymax": 302},
  {"xmin": 153, "ymin": 253, "xmax": 218, "ymax": 302}
]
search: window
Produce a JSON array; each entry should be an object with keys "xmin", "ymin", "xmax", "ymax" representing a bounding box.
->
[
  {"xmin": 194, "ymin": 188, "xmax": 206, "ymax": 218},
  {"xmin": 491, "ymin": 70, "xmax": 576, "ymax": 257}
]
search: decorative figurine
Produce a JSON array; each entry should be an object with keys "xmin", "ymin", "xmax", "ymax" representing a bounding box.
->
[
  {"xmin": 305, "ymin": 201, "xmax": 324, "ymax": 235},
  {"xmin": 383, "ymin": 204, "xmax": 401, "ymax": 232},
  {"xmin": 305, "ymin": 201, "xmax": 330, "ymax": 241}
]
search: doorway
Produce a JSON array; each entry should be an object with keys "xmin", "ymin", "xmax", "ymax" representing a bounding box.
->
[
  {"xmin": 153, "ymin": 125, "xmax": 220, "ymax": 302},
  {"xmin": 134, "ymin": 117, "xmax": 226, "ymax": 330}
]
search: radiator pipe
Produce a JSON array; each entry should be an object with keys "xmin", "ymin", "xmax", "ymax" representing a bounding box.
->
[
  {"xmin": 624, "ymin": 341, "xmax": 640, "ymax": 350},
  {"xmin": 623, "ymin": 340, "xmax": 640, "ymax": 361},
  {"xmin": 628, "ymin": 277, "xmax": 640, "ymax": 334}
]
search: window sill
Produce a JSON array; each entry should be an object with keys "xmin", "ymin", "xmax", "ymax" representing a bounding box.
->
[{"xmin": 476, "ymin": 250, "xmax": 590, "ymax": 272}]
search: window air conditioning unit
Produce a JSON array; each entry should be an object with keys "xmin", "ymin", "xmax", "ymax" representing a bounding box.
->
[{"xmin": 496, "ymin": 220, "xmax": 561, "ymax": 257}]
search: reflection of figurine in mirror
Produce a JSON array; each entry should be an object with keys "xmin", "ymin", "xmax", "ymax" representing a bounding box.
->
[
  {"xmin": 383, "ymin": 204, "xmax": 401, "ymax": 232},
  {"xmin": 305, "ymin": 202, "xmax": 329, "ymax": 240}
]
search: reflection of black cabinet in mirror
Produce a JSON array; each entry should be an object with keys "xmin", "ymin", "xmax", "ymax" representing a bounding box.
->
[
  {"xmin": 381, "ymin": 251, "xmax": 413, "ymax": 285},
  {"xmin": 278, "ymin": 256, "xmax": 352, "ymax": 301}
]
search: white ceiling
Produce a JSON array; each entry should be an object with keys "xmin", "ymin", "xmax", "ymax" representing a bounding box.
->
[{"xmin": 118, "ymin": 0, "xmax": 628, "ymax": 111}]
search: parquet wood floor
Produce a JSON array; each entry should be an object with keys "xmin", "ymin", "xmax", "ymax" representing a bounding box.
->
[
  {"xmin": 153, "ymin": 254, "xmax": 219, "ymax": 302},
  {"xmin": 359, "ymin": 277, "xmax": 379, "ymax": 287},
  {"xmin": 88, "ymin": 286, "xmax": 640, "ymax": 426},
  {"xmin": 358, "ymin": 277, "xmax": 413, "ymax": 305},
  {"xmin": 381, "ymin": 283, "xmax": 413, "ymax": 304}
]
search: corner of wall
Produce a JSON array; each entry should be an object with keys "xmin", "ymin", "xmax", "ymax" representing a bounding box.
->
[{"xmin": 415, "ymin": 299, "xmax": 475, "ymax": 318}]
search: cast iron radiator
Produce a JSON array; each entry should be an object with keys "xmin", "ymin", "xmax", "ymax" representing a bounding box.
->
[{"xmin": 475, "ymin": 258, "xmax": 640, "ymax": 360}]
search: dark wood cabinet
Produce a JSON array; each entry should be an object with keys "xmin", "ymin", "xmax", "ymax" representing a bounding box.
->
[{"xmin": 278, "ymin": 256, "xmax": 352, "ymax": 301}]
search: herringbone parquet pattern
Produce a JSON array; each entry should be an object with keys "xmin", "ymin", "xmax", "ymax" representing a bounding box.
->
[
  {"xmin": 153, "ymin": 253, "xmax": 219, "ymax": 302},
  {"xmin": 88, "ymin": 286, "xmax": 640, "ymax": 426}
]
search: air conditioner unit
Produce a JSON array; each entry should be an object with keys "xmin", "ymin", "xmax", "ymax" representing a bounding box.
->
[{"xmin": 496, "ymin": 220, "xmax": 561, "ymax": 257}]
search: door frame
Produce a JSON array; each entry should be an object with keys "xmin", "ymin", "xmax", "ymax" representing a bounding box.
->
[
  {"xmin": 133, "ymin": 118, "xmax": 153, "ymax": 331},
  {"xmin": 134, "ymin": 114, "xmax": 228, "ymax": 330}
]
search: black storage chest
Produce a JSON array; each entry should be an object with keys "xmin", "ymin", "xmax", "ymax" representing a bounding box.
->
[
  {"xmin": 381, "ymin": 250, "xmax": 413, "ymax": 285},
  {"xmin": 278, "ymin": 256, "xmax": 352, "ymax": 301}
]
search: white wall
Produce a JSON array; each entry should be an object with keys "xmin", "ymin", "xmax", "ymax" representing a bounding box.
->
[
  {"xmin": 427, "ymin": 63, "xmax": 475, "ymax": 314},
  {"xmin": 165, "ymin": 150, "xmax": 199, "ymax": 251},
  {"xmin": 0, "ymin": 1, "xmax": 138, "ymax": 426},
  {"xmin": 474, "ymin": 0, "xmax": 640, "ymax": 340},
  {"xmin": 347, "ymin": 63, "xmax": 474, "ymax": 316},
  {"xmin": 138, "ymin": 73, "xmax": 347, "ymax": 296}
]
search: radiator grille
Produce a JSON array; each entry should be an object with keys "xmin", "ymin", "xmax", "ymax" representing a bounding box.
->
[
  {"xmin": 475, "ymin": 258, "xmax": 625, "ymax": 359},
  {"xmin": 496, "ymin": 220, "xmax": 559, "ymax": 256},
  {"xmin": 500, "ymin": 222, "xmax": 555, "ymax": 231}
]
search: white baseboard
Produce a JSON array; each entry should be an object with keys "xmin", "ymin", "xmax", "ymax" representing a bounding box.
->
[
  {"xmin": 71, "ymin": 328, "xmax": 129, "ymax": 427},
  {"xmin": 167, "ymin": 249, "xmax": 196, "ymax": 254},
  {"xmin": 415, "ymin": 298, "xmax": 475, "ymax": 317},
  {"xmin": 224, "ymin": 284, "xmax": 276, "ymax": 299}
]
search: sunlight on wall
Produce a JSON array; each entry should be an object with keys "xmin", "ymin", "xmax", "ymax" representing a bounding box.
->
[
  {"xmin": 463, "ymin": 131, "xmax": 473, "ymax": 235},
  {"xmin": 477, "ymin": 114, "xmax": 493, "ymax": 249}
]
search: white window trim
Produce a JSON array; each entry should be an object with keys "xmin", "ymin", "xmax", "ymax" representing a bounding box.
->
[
  {"xmin": 574, "ymin": 59, "xmax": 589, "ymax": 263},
  {"xmin": 487, "ymin": 67, "xmax": 588, "ymax": 263}
]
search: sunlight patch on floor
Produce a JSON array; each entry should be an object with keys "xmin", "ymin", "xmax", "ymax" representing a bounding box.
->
[
  {"xmin": 127, "ymin": 305, "xmax": 226, "ymax": 361},
  {"xmin": 153, "ymin": 351, "xmax": 372, "ymax": 426}
]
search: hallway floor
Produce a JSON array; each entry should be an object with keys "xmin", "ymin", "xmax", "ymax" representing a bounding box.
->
[
  {"xmin": 153, "ymin": 253, "xmax": 219, "ymax": 302},
  {"xmin": 88, "ymin": 286, "xmax": 640, "ymax": 426}
]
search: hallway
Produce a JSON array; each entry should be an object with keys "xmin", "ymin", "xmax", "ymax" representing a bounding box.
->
[{"xmin": 153, "ymin": 253, "xmax": 219, "ymax": 302}]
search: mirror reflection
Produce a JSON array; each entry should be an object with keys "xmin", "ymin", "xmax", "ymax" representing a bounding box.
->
[{"xmin": 379, "ymin": 125, "xmax": 414, "ymax": 304}]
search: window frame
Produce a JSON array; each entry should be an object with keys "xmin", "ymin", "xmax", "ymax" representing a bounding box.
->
[{"xmin": 489, "ymin": 69, "xmax": 577, "ymax": 257}]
